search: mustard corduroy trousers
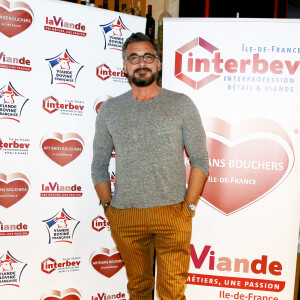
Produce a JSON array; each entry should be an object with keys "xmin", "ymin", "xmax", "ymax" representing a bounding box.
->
[{"xmin": 106, "ymin": 201, "xmax": 193, "ymax": 300}]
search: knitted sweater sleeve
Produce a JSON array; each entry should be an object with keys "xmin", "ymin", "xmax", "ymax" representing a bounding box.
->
[
  {"xmin": 91, "ymin": 102, "xmax": 114, "ymax": 186},
  {"xmin": 182, "ymin": 95, "xmax": 209, "ymax": 176}
]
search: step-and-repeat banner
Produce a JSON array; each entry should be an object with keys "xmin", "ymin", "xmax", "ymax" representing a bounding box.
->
[
  {"xmin": 163, "ymin": 18, "xmax": 300, "ymax": 300},
  {"xmin": 0, "ymin": 0, "xmax": 145, "ymax": 299}
]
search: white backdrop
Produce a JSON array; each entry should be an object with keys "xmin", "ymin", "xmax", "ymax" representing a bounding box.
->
[
  {"xmin": 163, "ymin": 18, "xmax": 300, "ymax": 300},
  {"xmin": 2, "ymin": 2, "xmax": 300, "ymax": 300},
  {"xmin": 0, "ymin": 1, "xmax": 145, "ymax": 299}
]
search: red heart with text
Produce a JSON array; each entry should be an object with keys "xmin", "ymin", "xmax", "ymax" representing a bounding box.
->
[
  {"xmin": 186, "ymin": 136, "xmax": 291, "ymax": 215},
  {"xmin": 41, "ymin": 288, "xmax": 81, "ymax": 300},
  {"xmin": 42, "ymin": 296, "xmax": 80, "ymax": 300},
  {"xmin": 0, "ymin": 173, "xmax": 29, "ymax": 208},
  {"xmin": 42, "ymin": 138, "xmax": 83, "ymax": 167},
  {"xmin": 91, "ymin": 252, "xmax": 124, "ymax": 278},
  {"xmin": 203, "ymin": 137, "xmax": 289, "ymax": 214},
  {"xmin": 0, "ymin": 1, "xmax": 34, "ymax": 38}
]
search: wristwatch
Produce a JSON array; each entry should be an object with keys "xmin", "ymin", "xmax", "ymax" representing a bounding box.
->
[
  {"xmin": 185, "ymin": 201, "xmax": 196, "ymax": 213},
  {"xmin": 103, "ymin": 202, "xmax": 111, "ymax": 213}
]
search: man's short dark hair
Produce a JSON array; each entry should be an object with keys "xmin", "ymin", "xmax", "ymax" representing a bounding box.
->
[{"xmin": 122, "ymin": 32, "xmax": 159, "ymax": 61}]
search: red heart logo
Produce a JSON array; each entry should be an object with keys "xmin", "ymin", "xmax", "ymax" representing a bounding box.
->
[
  {"xmin": 90, "ymin": 248, "xmax": 124, "ymax": 278},
  {"xmin": 0, "ymin": 1, "xmax": 34, "ymax": 38},
  {"xmin": 41, "ymin": 288, "xmax": 81, "ymax": 300},
  {"xmin": 0, "ymin": 173, "xmax": 30, "ymax": 208},
  {"xmin": 186, "ymin": 117, "xmax": 294, "ymax": 215},
  {"xmin": 94, "ymin": 101, "xmax": 104, "ymax": 114},
  {"xmin": 202, "ymin": 137, "xmax": 289, "ymax": 214},
  {"xmin": 41, "ymin": 133, "xmax": 84, "ymax": 167},
  {"xmin": 94, "ymin": 96, "xmax": 112, "ymax": 114},
  {"xmin": 42, "ymin": 297, "xmax": 79, "ymax": 300}
]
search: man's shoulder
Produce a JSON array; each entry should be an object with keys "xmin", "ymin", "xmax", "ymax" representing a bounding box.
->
[
  {"xmin": 103, "ymin": 90, "xmax": 131, "ymax": 108},
  {"xmin": 162, "ymin": 88, "xmax": 190, "ymax": 100},
  {"xmin": 162, "ymin": 88, "xmax": 187, "ymax": 98},
  {"xmin": 161, "ymin": 88, "xmax": 192, "ymax": 105}
]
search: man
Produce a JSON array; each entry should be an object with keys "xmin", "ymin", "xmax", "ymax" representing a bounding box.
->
[{"xmin": 91, "ymin": 32, "xmax": 209, "ymax": 300}]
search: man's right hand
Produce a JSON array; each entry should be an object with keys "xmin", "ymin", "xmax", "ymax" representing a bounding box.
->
[{"xmin": 94, "ymin": 181, "xmax": 112, "ymax": 207}]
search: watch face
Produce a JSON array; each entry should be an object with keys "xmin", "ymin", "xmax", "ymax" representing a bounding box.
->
[
  {"xmin": 188, "ymin": 203, "xmax": 196, "ymax": 211},
  {"xmin": 104, "ymin": 202, "xmax": 111, "ymax": 212}
]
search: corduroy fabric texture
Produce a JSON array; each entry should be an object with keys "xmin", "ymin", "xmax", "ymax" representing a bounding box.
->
[{"xmin": 105, "ymin": 202, "xmax": 193, "ymax": 300}]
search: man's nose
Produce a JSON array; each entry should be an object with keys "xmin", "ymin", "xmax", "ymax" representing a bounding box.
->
[{"xmin": 139, "ymin": 58, "xmax": 146, "ymax": 66}]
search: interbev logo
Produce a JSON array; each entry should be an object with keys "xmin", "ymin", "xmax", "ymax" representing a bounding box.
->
[
  {"xmin": 96, "ymin": 64, "xmax": 127, "ymax": 83},
  {"xmin": 175, "ymin": 37, "xmax": 300, "ymax": 90},
  {"xmin": 43, "ymin": 96, "xmax": 84, "ymax": 116},
  {"xmin": 92, "ymin": 216, "xmax": 110, "ymax": 232},
  {"xmin": 41, "ymin": 257, "xmax": 81, "ymax": 274},
  {"xmin": 175, "ymin": 37, "xmax": 219, "ymax": 89}
]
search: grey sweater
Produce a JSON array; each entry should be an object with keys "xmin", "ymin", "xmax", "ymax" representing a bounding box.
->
[{"xmin": 91, "ymin": 88, "xmax": 209, "ymax": 209}]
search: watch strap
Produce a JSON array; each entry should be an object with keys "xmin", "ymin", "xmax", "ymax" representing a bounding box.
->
[
  {"xmin": 185, "ymin": 201, "xmax": 196, "ymax": 212},
  {"xmin": 103, "ymin": 202, "xmax": 111, "ymax": 213}
]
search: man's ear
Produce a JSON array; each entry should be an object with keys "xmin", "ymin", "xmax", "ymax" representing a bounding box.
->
[
  {"xmin": 123, "ymin": 62, "xmax": 127, "ymax": 74},
  {"xmin": 158, "ymin": 60, "xmax": 162, "ymax": 71}
]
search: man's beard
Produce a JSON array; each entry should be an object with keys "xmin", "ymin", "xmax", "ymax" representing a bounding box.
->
[{"xmin": 127, "ymin": 67, "xmax": 159, "ymax": 87}]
